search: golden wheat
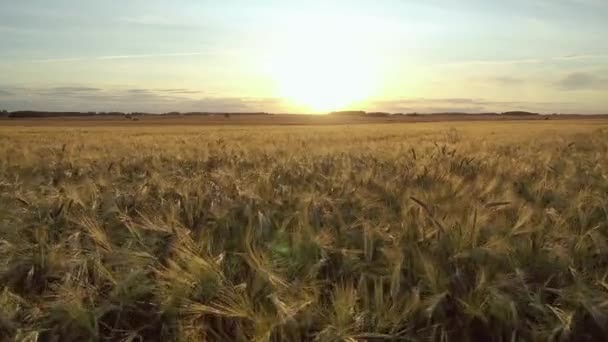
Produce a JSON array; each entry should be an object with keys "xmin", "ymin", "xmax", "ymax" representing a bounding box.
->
[{"xmin": 1, "ymin": 121, "xmax": 608, "ymax": 341}]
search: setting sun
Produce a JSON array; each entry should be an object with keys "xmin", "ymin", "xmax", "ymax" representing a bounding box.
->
[{"xmin": 265, "ymin": 22, "xmax": 381, "ymax": 113}]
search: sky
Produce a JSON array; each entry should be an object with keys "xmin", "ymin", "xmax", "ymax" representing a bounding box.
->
[{"xmin": 1, "ymin": 0, "xmax": 607, "ymax": 114}]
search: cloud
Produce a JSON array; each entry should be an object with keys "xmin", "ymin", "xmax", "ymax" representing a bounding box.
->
[
  {"xmin": 121, "ymin": 88, "xmax": 204, "ymax": 98},
  {"xmin": 189, "ymin": 98, "xmax": 284, "ymax": 112},
  {"xmin": 369, "ymin": 98, "xmax": 576, "ymax": 114},
  {"xmin": 568, "ymin": 0, "xmax": 608, "ymax": 7},
  {"xmin": 368, "ymin": 98, "xmax": 486, "ymax": 113},
  {"xmin": 31, "ymin": 52, "xmax": 211, "ymax": 63},
  {"xmin": 118, "ymin": 16, "xmax": 199, "ymax": 30},
  {"xmin": 50, "ymin": 87, "xmax": 101, "ymax": 92},
  {"xmin": 556, "ymin": 72, "xmax": 608, "ymax": 90},
  {"xmin": 0, "ymin": 85, "xmax": 287, "ymax": 113},
  {"xmin": 127, "ymin": 89, "xmax": 152, "ymax": 94},
  {"xmin": 38, "ymin": 86, "xmax": 104, "ymax": 98},
  {"xmin": 560, "ymin": 54, "xmax": 608, "ymax": 60},
  {"xmin": 1, "ymin": 86, "xmax": 605, "ymax": 114},
  {"xmin": 96, "ymin": 52, "xmax": 209, "ymax": 60},
  {"xmin": 438, "ymin": 54, "xmax": 608, "ymax": 68},
  {"xmin": 25, "ymin": 86, "xmax": 204, "ymax": 101},
  {"xmin": 465, "ymin": 76, "xmax": 527, "ymax": 87},
  {"xmin": 432, "ymin": 98, "xmax": 485, "ymax": 104},
  {"xmin": 158, "ymin": 88, "xmax": 203, "ymax": 95},
  {"xmin": 488, "ymin": 76, "xmax": 525, "ymax": 85}
]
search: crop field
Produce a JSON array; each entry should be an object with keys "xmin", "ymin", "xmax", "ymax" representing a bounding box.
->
[{"xmin": 1, "ymin": 121, "xmax": 608, "ymax": 341}]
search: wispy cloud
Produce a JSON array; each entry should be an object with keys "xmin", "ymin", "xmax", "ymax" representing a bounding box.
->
[
  {"xmin": 118, "ymin": 16, "xmax": 200, "ymax": 30},
  {"xmin": 2, "ymin": 85, "xmax": 606, "ymax": 114},
  {"xmin": 438, "ymin": 53, "xmax": 608, "ymax": 67},
  {"xmin": 51, "ymin": 87, "xmax": 102, "ymax": 92},
  {"xmin": 127, "ymin": 89, "xmax": 152, "ymax": 94},
  {"xmin": 369, "ymin": 98, "xmax": 577, "ymax": 114},
  {"xmin": 466, "ymin": 75, "xmax": 527, "ymax": 87},
  {"xmin": 0, "ymin": 85, "xmax": 286, "ymax": 113},
  {"xmin": 556, "ymin": 72, "xmax": 608, "ymax": 90},
  {"xmin": 31, "ymin": 52, "xmax": 211, "ymax": 63},
  {"xmin": 158, "ymin": 88, "xmax": 203, "ymax": 95},
  {"xmin": 488, "ymin": 76, "xmax": 526, "ymax": 85}
]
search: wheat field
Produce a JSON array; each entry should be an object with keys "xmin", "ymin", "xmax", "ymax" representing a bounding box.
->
[{"xmin": 1, "ymin": 121, "xmax": 608, "ymax": 341}]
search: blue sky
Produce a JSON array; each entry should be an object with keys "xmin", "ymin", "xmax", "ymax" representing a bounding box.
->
[{"xmin": 1, "ymin": 0, "xmax": 607, "ymax": 113}]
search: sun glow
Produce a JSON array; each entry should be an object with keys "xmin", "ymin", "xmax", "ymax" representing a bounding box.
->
[{"xmin": 266, "ymin": 22, "xmax": 382, "ymax": 113}]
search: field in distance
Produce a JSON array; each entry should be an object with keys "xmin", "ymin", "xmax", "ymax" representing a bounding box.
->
[
  {"xmin": 1, "ymin": 121, "xmax": 608, "ymax": 341},
  {"xmin": 2, "ymin": 111, "xmax": 608, "ymax": 127}
]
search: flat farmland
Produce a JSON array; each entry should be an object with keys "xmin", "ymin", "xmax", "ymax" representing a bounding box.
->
[{"xmin": 1, "ymin": 121, "xmax": 608, "ymax": 341}]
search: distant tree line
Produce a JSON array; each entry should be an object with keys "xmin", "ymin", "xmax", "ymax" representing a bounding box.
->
[
  {"xmin": 329, "ymin": 110, "xmax": 540, "ymax": 117},
  {"xmin": 501, "ymin": 111, "xmax": 539, "ymax": 116},
  {"xmin": 0, "ymin": 111, "xmax": 271, "ymax": 118},
  {"xmin": 4, "ymin": 111, "xmax": 127, "ymax": 118},
  {"xmin": 0, "ymin": 110, "xmax": 541, "ymax": 118},
  {"xmin": 329, "ymin": 110, "xmax": 367, "ymax": 116},
  {"xmin": 7, "ymin": 111, "xmax": 97, "ymax": 118}
]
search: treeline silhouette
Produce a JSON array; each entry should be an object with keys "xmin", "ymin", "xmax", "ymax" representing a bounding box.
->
[
  {"xmin": 0, "ymin": 111, "xmax": 271, "ymax": 118},
  {"xmin": 328, "ymin": 110, "xmax": 540, "ymax": 116},
  {"xmin": 0, "ymin": 110, "xmax": 544, "ymax": 119}
]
